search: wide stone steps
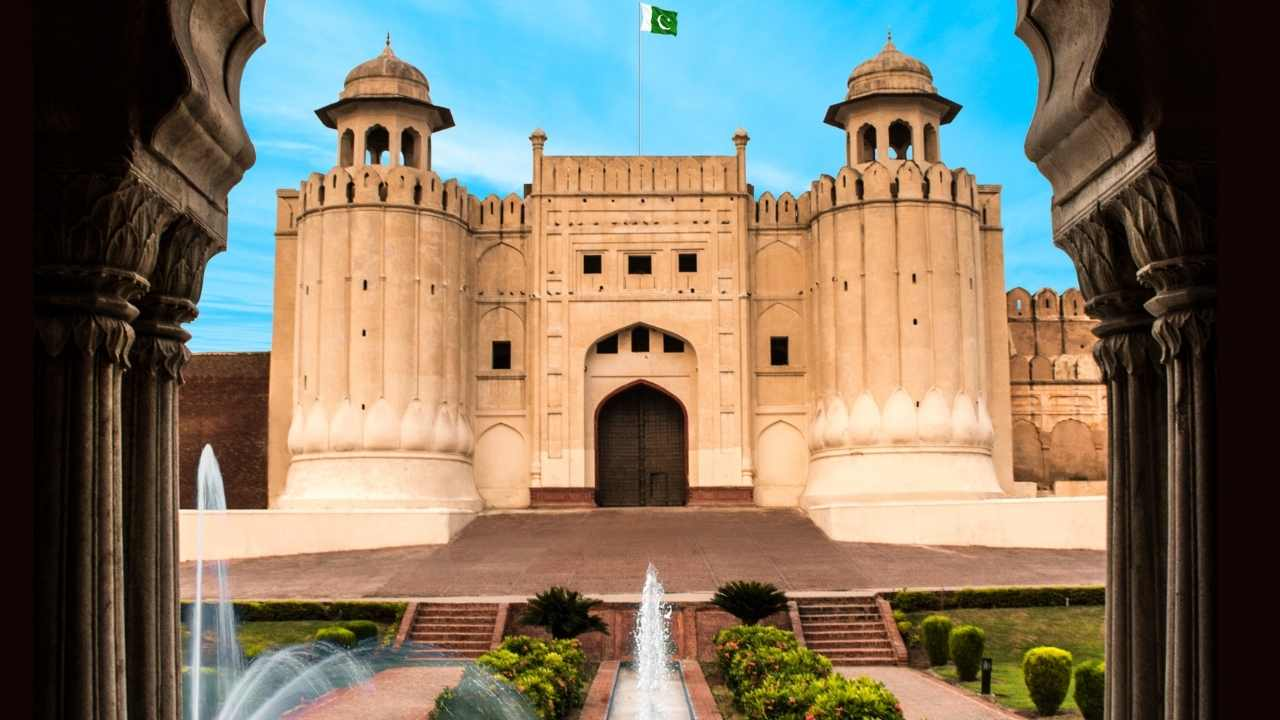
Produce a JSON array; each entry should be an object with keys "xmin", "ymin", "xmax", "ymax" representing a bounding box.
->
[
  {"xmin": 401, "ymin": 603, "xmax": 499, "ymax": 661},
  {"xmin": 795, "ymin": 597, "xmax": 901, "ymax": 667}
]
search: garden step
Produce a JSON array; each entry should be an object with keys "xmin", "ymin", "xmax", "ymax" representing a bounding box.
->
[
  {"xmin": 406, "ymin": 638, "xmax": 491, "ymax": 649},
  {"xmin": 805, "ymin": 638, "xmax": 892, "ymax": 650},
  {"xmin": 826, "ymin": 657, "xmax": 898, "ymax": 666},
  {"xmin": 413, "ymin": 620, "xmax": 494, "ymax": 630},
  {"xmin": 799, "ymin": 619, "xmax": 884, "ymax": 628},
  {"xmin": 412, "ymin": 627, "xmax": 491, "ymax": 638},
  {"xmin": 421, "ymin": 607, "xmax": 499, "ymax": 618},
  {"xmin": 803, "ymin": 629, "xmax": 889, "ymax": 641},
  {"xmin": 419, "ymin": 612, "xmax": 498, "ymax": 622}
]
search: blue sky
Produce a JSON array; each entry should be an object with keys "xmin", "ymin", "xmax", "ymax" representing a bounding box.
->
[{"xmin": 191, "ymin": 0, "xmax": 1076, "ymax": 352}]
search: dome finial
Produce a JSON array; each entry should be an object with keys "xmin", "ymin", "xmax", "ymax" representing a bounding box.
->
[
  {"xmin": 384, "ymin": 32, "xmax": 393, "ymax": 54},
  {"xmin": 887, "ymin": 27, "xmax": 893, "ymax": 45}
]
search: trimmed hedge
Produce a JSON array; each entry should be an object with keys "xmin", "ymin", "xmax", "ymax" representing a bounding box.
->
[
  {"xmin": 713, "ymin": 625, "xmax": 904, "ymax": 720},
  {"xmin": 1074, "ymin": 660, "xmax": 1105, "ymax": 720},
  {"xmin": 886, "ymin": 586, "xmax": 1104, "ymax": 613},
  {"xmin": 949, "ymin": 625, "xmax": 985, "ymax": 681},
  {"xmin": 1022, "ymin": 646, "xmax": 1073, "ymax": 716},
  {"xmin": 892, "ymin": 609, "xmax": 917, "ymax": 647},
  {"xmin": 314, "ymin": 626, "xmax": 357, "ymax": 648},
  {"xmin": 920, "ymin": 615, "xmax": 952, "ymax": 666},
  {"xmin": 180, "ymin": 600, "xmax": 406, "ymax": 625}
]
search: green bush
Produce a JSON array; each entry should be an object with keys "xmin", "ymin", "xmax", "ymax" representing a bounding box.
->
[
  {"xmin": 1022, "ymin": 646, "xmax": 1074, "ymax": 716},
  {"xmin": 807, "ymin": 675, "xmax": 906, "ymax": 720},
  {"xmin": 739, "ymin": 673, "xmax": 823, "ymax": 720},
  {"xmin": 727, "ymin": 645, "xmax": 831, "ymax": 700},
  {"xmin": 713, "ymin": 624, "xmax": 797, "ymax": 678},
  {"xmin": 313, "ymin": 626, "xmax": 356, "ymax": 648},
  {"xmin": 474, "ymin": 635, "xmax": 588, "ymax": 719},
  {"xmin": 339, "ymin": 619, "xmax": 380, "ymax": 642},
  {"xmin": 181, "ymin": 600, "xmax": 407, "ymax": 624},
  {"xmin": 1075, "ymin": 660, "xmax": 1105, "ymax": 720},
  {"xmin": 892, "ymin": 609, "xmax": 916, "ymax": 647},
  {"xmin": 711, "ymin": 580, "xmax": 789, "ymax": 626},
  {"xmin": 920, "ymin": 615, "xmax": 952, "ymax": 666},
  {"xmin": 518, "ymin": 587, "xmax": 609, "ymax": 640},
  {"xmin": 948, "ymin": 625, "xmax": 985, "ymax": 681},
  {"xmin": 886, "ymin": 586, "xmax": 1104, "ymax": 613}
]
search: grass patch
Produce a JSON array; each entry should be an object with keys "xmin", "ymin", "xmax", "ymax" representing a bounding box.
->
[
  {"xmin": 905, "ymin": 606, "xmax": 1103, "ymax": 717},
  {"xmin": 699, "ymin": 660, "xmax": 747, "ymax": 720},
  {"xmin": 184, "ymin": 620, "xmax": 398, "ymax": 660}
]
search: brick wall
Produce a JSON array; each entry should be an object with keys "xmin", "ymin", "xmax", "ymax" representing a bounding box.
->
[{"xmin": 179, "ymin": 352, "xmax": 270, "ymax": 509}]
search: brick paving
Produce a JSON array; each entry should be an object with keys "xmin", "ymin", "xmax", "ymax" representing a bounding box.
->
[
  {"xmin": 283, "ymin": 666, "xmax": 462, "ymax": 719},
  {"xmin": 837, "ymin": 666, "xmax": 1022, "ymax": 720},
  {"xmin": 181, "ymin": 508, "xmax": 1104, "ymax": 600}
]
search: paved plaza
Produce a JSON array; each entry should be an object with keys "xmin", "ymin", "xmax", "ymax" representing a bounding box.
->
[
  {"xmin": 838, "ymin": 666, "xmax": 1024, "ymax": 720},
  {"xmin": 182, "ymin": 508, "xmax": 1104, "ymax": 599}
]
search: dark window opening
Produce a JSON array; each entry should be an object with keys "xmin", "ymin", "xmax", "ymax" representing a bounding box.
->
[
  {"xmin": 583, "ymin": 254, "xmax": 602, "ymax": 274},
  {"xmin": 663, "ymin": 334, "xmax": 684, "ymax": 353},
  {"xmin": 362, "ymin": 279, "xmax": 368, "ymax": 290},
  {"xmin": 923, "ymin": 124, "xmax": 939, "ymax": 163},
  {"xmin": 889, "ymin": 120, "xmax": 913, "ymax": 159},
  {"xmin": 597, "ymin": 335, "xmax": 618, "ymax": 354},
  {"xmin": 678, "ymin": 253, "xmax": 697, "ymax": 272},
  {"xmin": 631, "ymin": 326, "xmax": 650, "ymax": 352},
  {"xmin": 361, "ymin": 328, "xmax": 366, "ymax": 336},
  {"xmin": 340, "ymin": 129, "xmax": 355, "ymax": 166},
  {"xmin": 365, "ymin": 125, "xmax": 389, "ymax": 165},
  {"xmin": 401, "ymin": 128, "xmax": 420, "ymax": 167},
  {"xmin": 770, "ymin": 336, "xmax": 789, "ymax": 366},
  {"xmin": 912, "ymin": 273, "xmax": 917, "ymax": 283},
  {"xmin": 628, "ymin": 255, "xmax": 652, "ymax": 275},
  {"xmin": 491, "ymin": 341, "xmax": 512, "ymax": 370},
  {"xmin": 912, "ymin": 318, "xmax": 918, "ymax": 325},
  {"xmin": 857, "ymin": 124, "xmax": 877, "ymax": 163}
]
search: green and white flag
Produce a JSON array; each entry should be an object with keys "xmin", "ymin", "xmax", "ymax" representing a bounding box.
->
[{"xmin": 640, "ymin": 3, "xmax": 677, "ymax": 36}]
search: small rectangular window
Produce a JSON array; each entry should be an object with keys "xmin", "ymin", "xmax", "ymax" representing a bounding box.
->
[
  {"xmin": 491, "ymin": 341, "xmax": 511, "ymax": 370},
  {"xmin": 631, "ymin": 326, "xmax": 650, "ymax": 352},
  {"xmin": 770, "ymin": 336, "xmax": 789, "ymax": 366},
  {"xmin": 597, "ymin": 335, "xmax": 618, "ymax": 354},
  {"xmin": 627, "ymin": 255, "xmax": 652, "ymax": 275},
  {"xmin": 678, "ymin": 253, "xmax": 697, "ymax": 273},
  {"xmin": 583, "ymin": 254, "xmax": 602, "ymax": 274},
  {"xmin": 663, "ymin": 334, "xmax": 684, "ymax": 353}
]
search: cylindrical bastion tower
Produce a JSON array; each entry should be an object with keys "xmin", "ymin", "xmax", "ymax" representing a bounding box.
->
[
  {"xmin": 279, "ymin": 41, "xmax": 482, "ymax": 511},
  {"xmin": 800, "ymin": 36, "xmax": 1007, "ymax": 511}
]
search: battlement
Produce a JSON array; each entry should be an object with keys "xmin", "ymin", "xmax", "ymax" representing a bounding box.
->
[
  {"xmin": 748, "ymin": 160, "xmax": 980, "ymax": 228},
  {"xmin": 296, "ymin": 165, "xmax": 472, "ymax": 223},
  {"xmin": 1007, "ymin": 287, "xmax": 1088, "ymax": 321},
  {"xmin": 469, "ymin": 193, "xmax": 530, "ymax": 231},
  {"xmin": 536, "ymin": 155, "xmax": 742, "ymax": 194}
]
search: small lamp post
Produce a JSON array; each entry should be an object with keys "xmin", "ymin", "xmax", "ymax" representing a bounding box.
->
[{"xmin": 980, "ymin": 657, "xmax": 993, "ymax": 695}]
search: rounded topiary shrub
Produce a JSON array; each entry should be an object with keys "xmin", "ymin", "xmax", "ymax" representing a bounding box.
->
[
  {"xmin": 949, "ymin": 625, "xmax": 985, "ymax": 681},
  {"xmin": 1075, "ymin": 660, "xmax": 1105, "ymax": 720},
  {"xmin": 1022, "ymin": 646, "xmax": 1074, "ymax": 716},
  {"xmin": 314, "ymin": 626, "xmax": 357, "ymax": 649},
  {"xmin": 920, "ymin": 615, "xmax": 952, "ymax": 666},
  {"xmin": 340, "ymin": 619, "xmax": 380, "ymax": 642}
]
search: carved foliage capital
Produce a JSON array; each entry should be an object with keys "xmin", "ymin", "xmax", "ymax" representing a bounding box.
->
[
  {"xmin": 1055, "ymin": 214, "xmax": 1153, "ymax": 334},
  {"xmin": 1093, "ymin": 331, "xmax": 1162, "ymax": 381},
  {"xmin": 1110, "ymin": 163, "xmax": 1216, "ymax": 294}
]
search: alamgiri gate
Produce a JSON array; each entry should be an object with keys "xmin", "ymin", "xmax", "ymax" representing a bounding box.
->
[{"xmin": 179, "ymin": 38, "xmax": 1110, "ymax": 560}]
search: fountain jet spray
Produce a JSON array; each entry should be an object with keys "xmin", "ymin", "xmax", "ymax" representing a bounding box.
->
[{"xmin": 632, "ymin": 562, "xmax": 673, "ymax": 720}]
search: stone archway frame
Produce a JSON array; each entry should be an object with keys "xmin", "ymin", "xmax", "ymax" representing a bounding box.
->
[{"xmin": 582, "ymin": 322, "xmax": 699, "ymax": 497}]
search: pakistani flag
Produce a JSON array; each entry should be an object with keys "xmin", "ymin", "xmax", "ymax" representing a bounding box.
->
[{"xmin": 640, "ymin": 3, "xmax": 677, "ymax": 36}]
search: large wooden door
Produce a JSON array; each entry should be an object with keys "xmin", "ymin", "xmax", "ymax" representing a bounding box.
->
[{"xmin": 595, "ymin": 384, "xmax": 687, "ymax": 506}]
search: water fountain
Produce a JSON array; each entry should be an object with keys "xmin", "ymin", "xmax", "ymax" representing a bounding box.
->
[
  {"xmin": 185, "ymin": 445, "xmax": 376, "ymax": 719},
  {"xmin": 606, "ymin": 563, "xmax": 696, "ymax": 719}
]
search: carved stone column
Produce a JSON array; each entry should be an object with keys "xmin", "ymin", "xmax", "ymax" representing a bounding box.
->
[
  {"xmin": 35, "ymin": 170, "xmax": 174, "ymax": 720},
  {"xmin": 1058, "ymin": 216, "xmax": 1167, "ymax": 720},
  {"xmin": 121, "ymin": 215, "xmax": 223, "ymax": 720},
  {"xmin": 1111, "ymin": 163, "xmax": 1216, "ymax": 720}
]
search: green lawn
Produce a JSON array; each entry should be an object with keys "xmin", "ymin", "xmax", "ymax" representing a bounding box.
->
[
  {"xmin": 183, "ymin": 620, "xmax": 399, "ymax": 661},
  {"xmin": 905, "ymin": 606, "xmax": 1104, "ymax": 717}
]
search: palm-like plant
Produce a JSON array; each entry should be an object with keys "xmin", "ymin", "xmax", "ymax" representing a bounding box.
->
[
  {"xmin": 519, "ymin": 586, "xmax": 610, "ymax": 639},
  {"xmin": 711, "ymin": 580, "xmax": 788, "ymax": 625}
]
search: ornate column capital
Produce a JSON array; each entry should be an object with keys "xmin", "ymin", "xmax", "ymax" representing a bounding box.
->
[
  {"xmin": 35, "ymin": 170, "xmax": 179, "ymax": 364},
  {"xmin": 1108, "ymin": 163, "xmax": 1216, "ymax": 363},
  {"xmin": 131, "ymin": 214, "xmax": 226, "ymax": 381}
]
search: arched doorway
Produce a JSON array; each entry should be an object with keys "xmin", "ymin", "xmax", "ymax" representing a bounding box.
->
[{"xmin": 595, "ymin": 383, "xmax": 688, "ymax": 506}]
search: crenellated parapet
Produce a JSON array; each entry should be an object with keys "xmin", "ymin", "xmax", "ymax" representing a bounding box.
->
[
  {"xmin": 535, "ymin": 155, "xmax": 743, "ymax": 195},
  {"xmin": 298, "ymin": 165, "xmax": 472, "ymax": 224}
]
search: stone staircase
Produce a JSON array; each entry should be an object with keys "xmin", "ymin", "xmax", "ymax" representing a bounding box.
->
[
  {"xmin": 795, "ymin": 596, "xmax": 902, "ymax": 666},
  {"xmin": 399, "ymin": 602, "xmax": 500, "ymax": 661}
]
